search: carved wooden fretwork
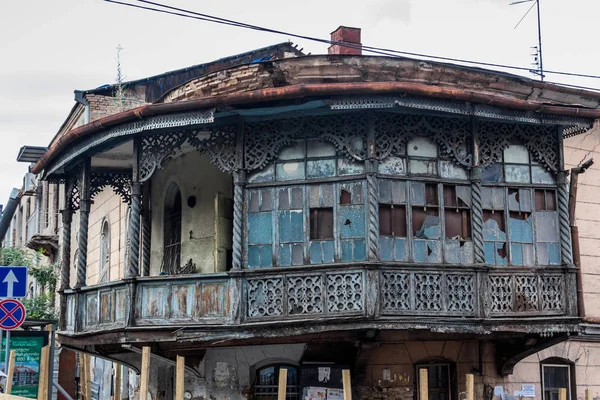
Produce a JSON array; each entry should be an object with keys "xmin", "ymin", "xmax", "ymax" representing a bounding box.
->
[
  {"xmin": 246, "ymin": 271, "xmax": 365, "ymax": 319},
  {"xmin": 304, "ymin": 115, "xmax": 368, "ymax": 161},
  {"xmin": 139, "ymin": 131, "xmax": 189, "ymax": 182},
  {"xmin": 66, "ymin": 174, "xmax": 81, "ymax": 211},
  {"xmin": 489, "ymin": 274, "xmax": 564, "ymax": 314},
  {"xmin": 244, "ymin": 119, "xmax": 303, "ymax": 171},
  {"xmin": 478, "ymin": 121, "xmax": 559, "ymax": 172},
  {"xmin": 381, "ymin": 271, "xmax": 476, "ymax": 315},
  {"xmin": 188, "ymin": 126, "xmax": 240, "ymax": 173},
  {"xmin": 90, "ymin": 172, "xmax": 132, "ymax": 204},
  {"xmin": 373, "ymin": 113, "xmax": 472, "ymax": 167}
]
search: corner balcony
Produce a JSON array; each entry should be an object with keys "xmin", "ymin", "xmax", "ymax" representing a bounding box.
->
[{"xmin": 62, "ymin": 263, "xmax": 577, "ymax": 337}]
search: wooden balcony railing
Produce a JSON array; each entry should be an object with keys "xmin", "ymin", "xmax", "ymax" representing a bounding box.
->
[{"xmin": 62, "ymin": 264, "xmax": 577, "ymax": 334}]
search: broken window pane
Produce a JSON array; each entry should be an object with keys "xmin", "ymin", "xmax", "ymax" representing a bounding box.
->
[
  {"xmin": 412, "ymin": 208, "xmax": 440, "ymax": 239},
  {"xmin": 482, "ymin": 187, "xmax": 505, "ymax": 210},
  {"xmin": 340, "ymin": 189, "xmax": 352, "ymax": 205},
  {"xmin": 535, "ymin": 189, "xmax": 556, "ymax": 211},
  {"xmin": 445, "ymin": 210, "xmax": 471, "ymax": 239},
  {"xmin": 425, "ymin": 184, "xmax": 439, "ymax": 205},
  {"xmin": 340, "ymin": 205, "xmax": 365, "ymax": 239},
  {"xmin": 508, "ymin": 188, "xmax": 531, "ymax": 212},
  {"xmin": 379, "ymin": 204, "xmax": 407, "ymax": 237},
  {"xmin": 310, "ymin": 208, "xmax": 334, "ymax": 240},
  {"xmin": 483, "ymin": 210, "xmax": 506, "ymax": 241}
]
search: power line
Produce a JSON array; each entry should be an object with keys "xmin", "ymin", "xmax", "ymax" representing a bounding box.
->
[{"xmin": 104, "ymin": 0, "xmax": 600, "ymax": 86}]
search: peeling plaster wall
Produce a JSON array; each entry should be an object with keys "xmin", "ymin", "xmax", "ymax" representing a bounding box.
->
[
  {"xmin": 564, "ymin": 127, "xmax": 600, "ymax": 319},
  {"xmin": 150, "ymin": 151, "xmax": 232, "ymax": 275}
]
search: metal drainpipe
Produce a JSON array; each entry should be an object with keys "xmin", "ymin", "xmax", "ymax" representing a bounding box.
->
[{"xmin": 569, "ymin": 158, "xmax": 594, "ymax": 319}]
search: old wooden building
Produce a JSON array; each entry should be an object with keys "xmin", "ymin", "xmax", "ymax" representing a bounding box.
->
[{"xmin": 23, "ymin": 28, "xmax": 600, "ymax": 400}]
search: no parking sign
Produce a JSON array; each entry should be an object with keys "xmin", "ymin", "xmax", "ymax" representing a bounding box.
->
[{"xmin": 0, "ymin": 299, "xmax": 26, "ymax": 330}]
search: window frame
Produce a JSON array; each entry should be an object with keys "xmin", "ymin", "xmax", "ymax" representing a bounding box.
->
[
  {"xmin": 252, "ymin": 364, "xmax": 299, "ymax": 400},
  {"xmin": 540, "ymin": 359, "xmax": 575, "ymax": 400}
]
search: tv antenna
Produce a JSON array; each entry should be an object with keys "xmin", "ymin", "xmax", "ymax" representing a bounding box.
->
[{"xmin": 511, "ymin": 0, "xmax": 544, "ymax": 81}]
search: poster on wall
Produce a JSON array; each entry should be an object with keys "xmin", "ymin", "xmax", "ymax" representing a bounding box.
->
[{"xmin": 0, "ymin": 331, "xmax": 48, "ymax": 398}]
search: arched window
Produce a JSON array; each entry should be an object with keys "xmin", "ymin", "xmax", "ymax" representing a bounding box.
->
[
  {"xmin": 541, "ymin": 357, "xmax": 575, "ymax": 400},
  {"xmin": 99, "ymin": 218, "xmax": 110, "ymax": 283},
  {"xmin": 253, "ymin": 364, "xmax": 298, "ymax": 400},
  {"xmin": 162, "ymin": 183, "xmax": 182, "ymax": 274}
]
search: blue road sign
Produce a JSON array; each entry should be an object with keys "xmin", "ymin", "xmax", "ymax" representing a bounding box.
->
[
  {"xmin": 0, "ymin": 299, "xmax": 26, "ymax": 330},
  {"xmin": 0, "ymin": 266, "xmax": 27, "ymax": 298}
]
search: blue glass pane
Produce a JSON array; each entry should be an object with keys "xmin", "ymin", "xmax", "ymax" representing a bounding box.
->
[
  {"xmin": 307, "ymin": 159, "xmax": 336, "ymax": 178},
  {"xmin": 353, "ymin": 239, "xmax": 366, "ymax": 261},
  {"xmin": 322, "ymin": 240, "xmax": 334, "ymax": 263},
  {"xmin": 548, "ymin": 243, "xmax": 560, "ymax": 265},
  {"xmin": 260, "ymin": 246, "xmax": 272, "ymax": 267},
  {"xmin": 508, "ymin": 215, "xmax": 533, "ymax": 243},
  {"xmin": 280, "ymin": 244, "xmax": 291, "ymax": 266},
  {"xmin": 505, "ymin": 165, "xmax": 531, "ymax": 183},
  {"xmin": 482, "ymin": 164, "xmax": 503, "ymax": 182},
  {"xmin": 380, "ymin": 237, "xmax": 393, "ymax": 261},
  {"xmin": 248, "ymin": 245, "xmax": 260, "ymax": 268},
  {"xmin": 341, "ymin": 240, "xmax": 352, "ymax": 262},
  {"xmin": 426, "ymin": 240, "xmax": 442, "ymax": 263},
  {"xmin": 495, "ymin": 243, "xmax": 508, "ymax": 265},
  {"xmin": 394, "ymin": 238, "xmax": 408, "ymax": 261},
  {"xmin": 278, "ymin": 210, "xmax": 303, "ymax": 243},
  {"xmin": 248, "ymin": 212, "xmax": 272, "ymax": 244},
  {"xmin": 339, "ymin": 205, "xmax": 365, "ymax": 238},
  {"xmin": 413, "ymin": 239, "xmax": 427, "ymax": 262},
  {"xmin": 483, "ymin": 218, "xmax": 506, "ymax": 241},
  {"xmin": 484, "ymin": 242, "xmax": 496, "ymax": 264},
  {"xmin": 511, "ymin": 243, "xmax": 523, "ymax": 265},
  {"xmin": 310, "ymin": 242, "xmax": 323, "ymax": 264}
]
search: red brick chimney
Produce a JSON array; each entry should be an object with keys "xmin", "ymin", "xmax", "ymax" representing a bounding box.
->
[{"xmin": 328, "ymin": 26, "xmax": 362, "ymax": 55}]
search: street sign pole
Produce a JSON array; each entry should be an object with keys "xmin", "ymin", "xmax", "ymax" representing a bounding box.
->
[{"xmin": 4, "ymin": 330, "xmax": 9, "ymax": 373}]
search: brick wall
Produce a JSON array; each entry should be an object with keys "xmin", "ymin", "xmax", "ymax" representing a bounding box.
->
[{"xmin": 87, "ymin": 91, "xmax": 147, "ymax": 122}]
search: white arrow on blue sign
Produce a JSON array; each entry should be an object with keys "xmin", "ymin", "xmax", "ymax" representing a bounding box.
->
[{"xmin": 0, "ymin": 266, "xmax": 28, "ymax": 298}]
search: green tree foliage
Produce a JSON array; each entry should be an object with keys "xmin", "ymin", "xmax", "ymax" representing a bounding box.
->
[{"xmin": 0, "ymin": 248, "xmax": 57, "ymax": 321}]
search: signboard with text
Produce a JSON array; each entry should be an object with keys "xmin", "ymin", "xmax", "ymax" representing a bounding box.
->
[{"xmin": 0, "ymin": 331, "xmax": 47, "ymax": 398}]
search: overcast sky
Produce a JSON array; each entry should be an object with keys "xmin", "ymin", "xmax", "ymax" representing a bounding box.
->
[{"xmin": 1, "ymin": 0, "xmax": 599, "ymax": 205}]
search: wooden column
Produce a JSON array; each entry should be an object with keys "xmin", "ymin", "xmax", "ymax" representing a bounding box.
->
[
  {"xmin": 75, "ymin": 160, "xmax": 91, "ymax": 288},
  {"xmin": 559, "ymin": 388, "xmax": 567, "ymax": 400},
  {"xmin": 366, "ymin": 113, "xmax": 379, "ymax": 262},
  {"xmin": 58, "ymin": 181, "xmax": 73, "ymax": 330},
  {"xmin": 139, "ymin": 346, "xmax": 151, "ymax": 399},
  {"xmin": 278, "ymin": 368, "xmax": 288, "ymax": 400},
  {"xmin": 419, "ymin": 368, "xmax": 428, "ymax": 400},
  {"xmin": 175, "ymin": 355, "xmax": 185, "ymax": 400},
  {"xmin": 231, "ymin": 171, "xmax": 246, "ymax": 270},
  {"xmin": 466, "ymin": 374, "xmax": 474, "ymax": 400},
  {"xmin": 115, "ymin": 363, "xmax": 122, "ymax": 400},
  {"xmin": 586, "ymin": 388, "xmax": 592, "ymax": 400},
  {"xmin": 342, "ymin": 369, "xmax": 352, "ymax": 400},
  {"xmin": 127, "ymin": 137, "xmax": 142, "ymax": 278},
  {"xmin": 38, "ymin": 346, "xmax": 50, "ymax": 400},
  {"xmin": 6, "ymin": 349, "xmax": 16, "ymax": 394}
]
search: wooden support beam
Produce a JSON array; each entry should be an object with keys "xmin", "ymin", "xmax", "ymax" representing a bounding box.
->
[
  {"xmin": 115, "ymin": 364, "xmax": 122, "ymax": 400},
  {"xmin": 278, "ymin": 368, "xmax": 287, "ymax": 400},
  {"xmin": 419, "ymin": 368, "xmax": 428, "ymax": 400},
  {"xmin": 81, "ymin": 354, "xmax": 92, "ymax": 400},
  {"xmin": 342, "ymin": 369, "xmax": 352, "ymax": 400},
  {"xmin": 175, "ymin": 355, "xmax": 185, "ymax": 400},
  {"xmin": 559, "ymin": 388, "xmax": 567, "ymax": 400},
  {"xmin": 6, "ymin": 349, "xmax": 16, "ymax": 394},
  {"xmin": 466, "ymin": 374, "xmax": 474, "ymax": 400},
  {"xmin": 139, "ymin": 346, "xmax": 151, "ymax": 400},
  {"xmin": 37, "ymin": 346, "xmax": 49, "ymax": 400},
  {"xmin": 586, "ymin": 388, "xmax": 592, "ymax": 400}
]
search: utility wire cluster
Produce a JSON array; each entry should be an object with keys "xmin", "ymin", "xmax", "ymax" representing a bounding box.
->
[{"xmin": 104, "ymin": 0, "xmax": 600, "ymax": 91}]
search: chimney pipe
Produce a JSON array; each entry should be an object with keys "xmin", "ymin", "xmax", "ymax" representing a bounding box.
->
[{"xmin": 328, "ymin": 26, "xmax": 362, "ymax": 55}]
